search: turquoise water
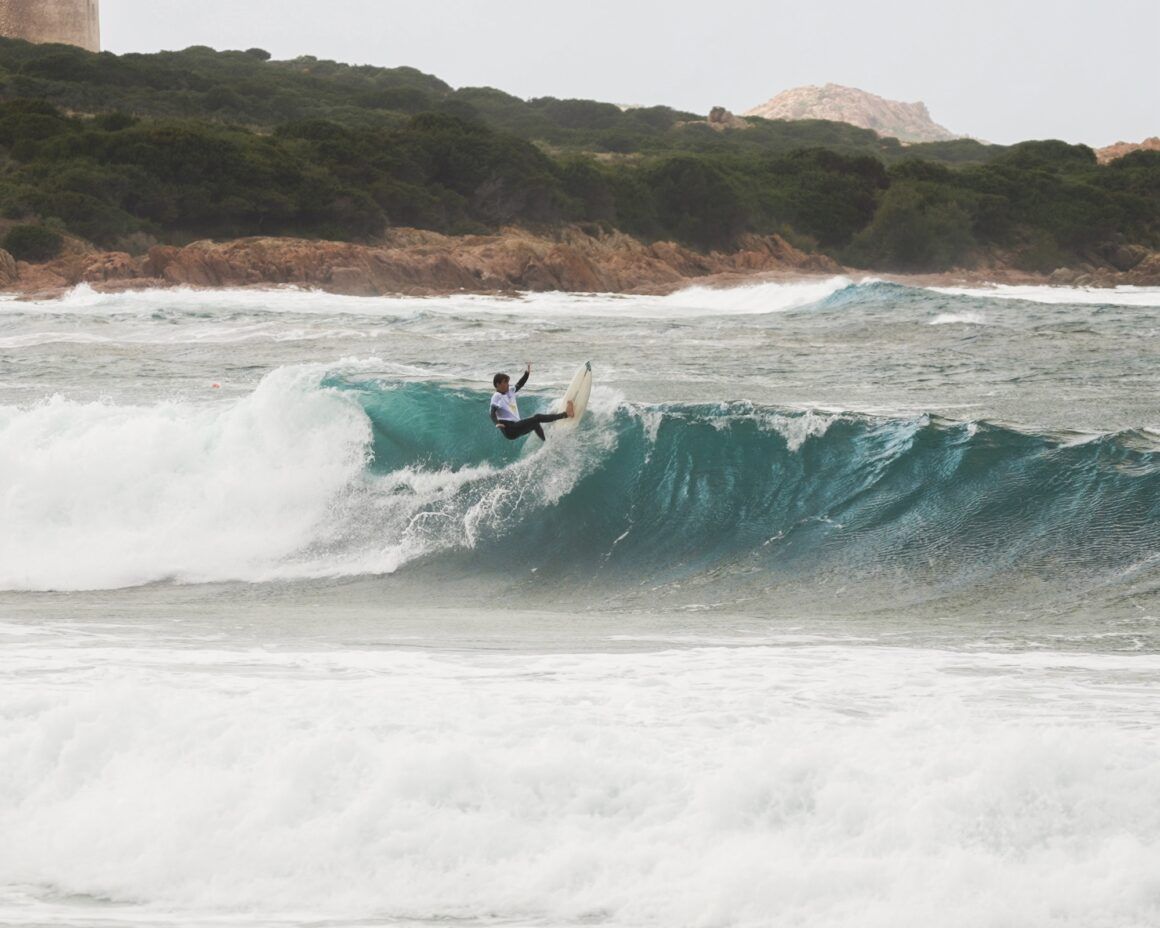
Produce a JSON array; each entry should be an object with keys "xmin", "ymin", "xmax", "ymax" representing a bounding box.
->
[{"xmin": 1, "ymin": 278, "xmax": 1159, "ymax": 927}]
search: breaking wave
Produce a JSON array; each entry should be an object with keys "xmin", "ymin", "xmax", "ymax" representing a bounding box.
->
[{"xmin": 2, "ymin": 363, "xmax": 1158, "ymax": 602}]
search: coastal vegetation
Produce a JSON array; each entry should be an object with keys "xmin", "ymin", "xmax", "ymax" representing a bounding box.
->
[
  {"xmin": 0, "ymin": 39, "xmax": 1156, "ymax": 273},
  {"xmin": 2, "ymin": 222, "xmax": 63, "ymax": 261}
]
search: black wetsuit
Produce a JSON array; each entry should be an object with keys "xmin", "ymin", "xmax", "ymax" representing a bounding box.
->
[
  {"xmin": 497, "ymin": 412, "xmax": 570, "ymax": 441},
  {"xmin": 491, "ymin": 370, "xmax": 569, "ymax": 441}
]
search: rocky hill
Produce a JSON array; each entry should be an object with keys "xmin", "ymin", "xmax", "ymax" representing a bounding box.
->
[
  {"xmin": 1096, "ymin": 137, "xmax": 1160, "ymax": 164},
  {"xmin": 745, "ymin": 84, "xmax": 960, "ymax": 143}
]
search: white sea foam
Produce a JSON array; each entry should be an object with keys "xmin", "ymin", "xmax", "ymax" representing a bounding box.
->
[
  {"xmin": 0, "ymin": 364, "xmax": 371, "ymax": 590},
  {"xmin": 930, "ymin": 311, "xmax": 988, "ymax": 325},
  {"xmin": 1, "ymin": 641, "xmax": 1158, "ymax": 927},
  {"xmin": 929, "ymin": 283, "xmax": 1160, "ymax": 307},
  {"xmin": 0, "ymin": 283, "xmax": 498, "ymax": 317},
  {"xmin": 0, "ymin": 324, "xmax": 377, "ymax": 349},
  {"xmin": 756, "ymin": 408, "xmax": 839, "ymax": 451},
  {"xmin": 2, "ymin": 277, "xmax": 856, "ymax": 320},
  {"xmin": 649, "ymin": 276, "xmax": 854, "ymax": 316},
  {"xmin": 6, "ymin": 280, "xmax": 1158, "ymax": 329}
]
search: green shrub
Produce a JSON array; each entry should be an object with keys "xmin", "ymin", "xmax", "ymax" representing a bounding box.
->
[
  {"xmin": 845, "ymin": 182, "xmax": 975, "ymax": 271},
  {"xmin": 92, "ymin": 112, "xmax": 138, "ymax": 131},
  {"xmin": 1012, "ymin": 232, "xmax": 1070, "ymax": 273},
  {"xmin": 644, "ymin": 156, "xmax": 749, "ymax": 249},
  {"xmin": 3, "ymin": 223, "xmax": 63, "ymax": 261}
]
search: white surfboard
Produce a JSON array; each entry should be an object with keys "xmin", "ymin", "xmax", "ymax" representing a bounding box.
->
[{"xmin": 554, "ymin": 361, "xmax": 592, "ymax": 431}]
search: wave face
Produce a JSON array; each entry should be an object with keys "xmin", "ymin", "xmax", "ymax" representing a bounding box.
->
[{"xmin": 4, "ymin": 364, "xmax": 1158, "ymax": 608}]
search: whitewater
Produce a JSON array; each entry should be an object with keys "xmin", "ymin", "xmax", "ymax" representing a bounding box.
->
[{"xmin": 2, "ymin": 278, "xmax": 1159, "ymax": 928}]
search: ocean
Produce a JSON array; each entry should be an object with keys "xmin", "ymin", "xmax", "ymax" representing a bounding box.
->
[{"xmin": 1, "ymin": 277, "xmax": 1159, "ymax": 928}]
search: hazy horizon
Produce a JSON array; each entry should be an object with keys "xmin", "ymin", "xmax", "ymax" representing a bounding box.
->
[{"xmin": 94, "ymin": 0, "xmax": 1157, "ymax": 147}]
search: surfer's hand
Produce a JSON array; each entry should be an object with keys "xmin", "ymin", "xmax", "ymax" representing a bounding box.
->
[{"xmin": 525, "ymin": 362, "xmax": 531, "ymax": 373}]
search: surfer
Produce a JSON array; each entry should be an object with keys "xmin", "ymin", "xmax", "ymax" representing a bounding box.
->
[{"xmin": 490, "ymin": 363, "xmax": 574, "ymax": 441}]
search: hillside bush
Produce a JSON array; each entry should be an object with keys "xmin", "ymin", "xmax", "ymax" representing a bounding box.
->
[{"xmin": 3, "ymin": 223, "xmax": 63, "ymax": 261}]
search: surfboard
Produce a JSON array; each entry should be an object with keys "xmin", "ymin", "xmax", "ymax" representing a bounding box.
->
[{"xmin": 554, "ymin": 361, "xmax": 592, "ymax": 430}]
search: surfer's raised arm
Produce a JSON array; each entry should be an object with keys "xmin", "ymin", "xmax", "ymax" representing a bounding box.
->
[{"xmin": 514, "ymin": 363, "xmax": 530, "ymax": 392}]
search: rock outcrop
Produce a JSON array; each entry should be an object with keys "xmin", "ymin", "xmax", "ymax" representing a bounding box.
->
[
  {"xmin": 745, "ymin": 84, "xmax": 961, "ymax": 143},
  {"xmin": 1048, "ymin": 250, "xmax": 1160, "ymax": 287},
  {"xmin": 707, "ymin": 107, "xmax": 751, "ymax": 132},
  {"xmin": 8, "ymin": 225, "xmax": 1158, "ymax": 299},
  {"xmin": 0, "ymin": 248, "xmax": 17, "ymax": 286},
  {"xmin": 1096, "ymin": 137, "xmax": 1160, "ymax": 164},
  {"xmin": 4, "ymin": 226, "xmax": 842, "ymax": 298}
]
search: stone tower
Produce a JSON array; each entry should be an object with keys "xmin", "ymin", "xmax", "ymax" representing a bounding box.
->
[{"xmin": 0, "ymin": 0, "xmax": 100, "ymax": 53}]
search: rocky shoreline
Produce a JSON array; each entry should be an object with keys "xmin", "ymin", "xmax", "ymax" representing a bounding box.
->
[{"xmin": 1, "ymin": 225, "xmax": 1157, "ymax": 300}]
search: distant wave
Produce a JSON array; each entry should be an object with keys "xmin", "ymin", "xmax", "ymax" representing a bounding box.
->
[
  {"xmin": 3, "ymin": 363, "xmax": 1158, "ymax": 600},
  {"xmin": 930, "ymin": 284, "xmax": 1160, "ymax": 307},
  {"xmin": 4, "ymin": 279, "xmax": 1158, "ymax": 326},
  {"xmin": 0, "ymin": 278, "xmax": 856, "ymax": 319}
]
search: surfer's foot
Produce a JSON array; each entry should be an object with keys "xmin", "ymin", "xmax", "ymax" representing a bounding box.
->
[{"xmin": 566, "ymin": 400, "xmax": 575, "ymax": 418}]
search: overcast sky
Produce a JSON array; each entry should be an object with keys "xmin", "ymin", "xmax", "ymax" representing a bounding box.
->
[{"xmin": 102, "ymin": 0, "xmax": 1157, "ymax": 146}]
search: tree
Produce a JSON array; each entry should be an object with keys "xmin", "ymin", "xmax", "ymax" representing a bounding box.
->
[
  {"xmin": 645, "ymin": 157, "xmax": 749, "ymax": 249},
  {"xmin": 846, "ymin": 181, "xmax": 975, "ymax": 271},
  {"xmin": 4, "ymin": 224, "xmax": 63, "ymax": 261}
]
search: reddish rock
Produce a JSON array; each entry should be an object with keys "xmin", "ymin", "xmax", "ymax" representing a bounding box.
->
[
  {"xmin": 706, "ymin": 107, "xmax": 750, "ymax": 131},
  {"xmin": 1096, "ymin": 137, "xmax": 1160, "ymax": 164},
  {"xmin": 81, "ymin": 252, "xmax": 139, "ymax": 282},
  {"xmin": 0, "ymin": 249, "xmax": 16, "ymax": 285},
  {"xmin": 1127, "ymin": 252, "xmax": 1160, "ymax": 285},
  {"xmin": 14, "ymin": 261, "xmax": 70, "ymax": 294},
  {"xmin": 5, "ymin": 223, "xmax": 1151, "ymax": 298},
  {"xmin": 542, "ymin": 245, "xmax": 606, "ymax": 292},
  {"xmin": 142, "ymin": 245, "xmax": 179, "ymax": 278}
]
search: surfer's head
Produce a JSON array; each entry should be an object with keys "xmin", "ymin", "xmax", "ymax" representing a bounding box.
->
[{"xmin": 493, "ymin": 373, "xmax": 510, "ymax": 392}]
